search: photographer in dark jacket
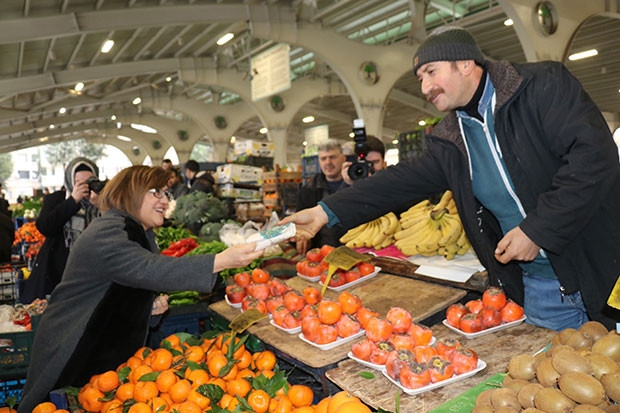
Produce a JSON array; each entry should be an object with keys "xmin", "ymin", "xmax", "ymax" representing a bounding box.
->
[{"xmin": 21, "ymin": 157, "xmax": 101, "ymax": 303}]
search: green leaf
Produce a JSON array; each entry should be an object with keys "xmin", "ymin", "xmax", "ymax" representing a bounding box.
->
[
  {"xmin": 250, "ymin": 366, "xmax": 289, "ymax": 398},
  {"xmin": 138, "ymin": 372, "xmax": 159, "ymax": 382},
  {"xmin": 359, "ymin": 371, "xmax": 376, "ymax": 379},
  {"xmin": 117, "ymin": 366, "xmax": 131, "ymax": 382},
  {"xmin": 196, "ymin": 383, "xmax": 225, "ymax": 402}
]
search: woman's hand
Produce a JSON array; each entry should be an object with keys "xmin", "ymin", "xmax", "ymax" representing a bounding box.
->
[
  {"xmin": 213, "ymin": 243, "xmax": 264, "ymax": 273},
  {"xmin": 151, "ymin": 294, "xmax": 169, "ymax": 316}
]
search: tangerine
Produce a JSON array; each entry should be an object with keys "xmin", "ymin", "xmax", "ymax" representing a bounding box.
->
[
  {"xmin": 127, "ymin": 402, "xmax": 152, "ymax": 413},
  {"xmin": 185, "ymin": 368, "xmax": 210, "ymax": 387},
  {"xmin": 269, "ymin": 395, "xmax": 294, "ymax": 413},
  {"xmin": 183, "ymin": 346, "xmax": 205, "ymax": 363},
  {"xmin": 115, "ymin": 382, "xmax": 135, "ymax": 402},
  {"xmin": 130, "ymin": 364, "xmax": 154, "ymax": 384},
  {"xmin": 207, "ymin": 352, "xmax": 229, "ymax": 377},
  {"xmin": 292, "ymin": 407, "xmax": 315, "ymax": 413},
  {"xmin": 186, "ymin": 389, "xmax": 211, "ymax": 410},
  {"xmin": 326, "ymin": 391, "xmax": 360, "ymax": 413},
  {"xmin": 32, "ymin": 402, "xmax": 57, "ymax": 413},
  {"xmin": 226, "ymin": 378, "xmax": 251, "ymax": 398},
  {"xmin": 78, "ymin": 384, "xmax": 105, "ymax": 413},
  {"xmin": 96, "ymin": 370, "xmax": 120, "ymax": 393},
  {"xmin": 155, "ymin": 369, "xmax": 179, "ymax": 393},
  {"xmin": 176, "ymin": 400, "xmax": 202, "ymax": 413},
  {"xmin": 133, "ymin": 381, "xmax": 159, "ymax": 403},
  {"xmin": 168, "ymin": 378, "xmax": 192, "ymax": 403},
  {"xmin": 148, "ymin": 348, "xmax": 174, "ymax": 371},
  {"xmin": 288, "ymin": 384, "xmax": 314, "ymax": 408},
  {"xmin": 101, "ymin": 399, "xmax": 123, "ymax": 413},
  {"xmin": 254, "ymin": 350, "xmax": 277, "ymax": 371},
  {"xmin": 315, "ymin": 397, "xmax": 330, "ymax": 413},
  {"xmin": 248, "ymin": 389, "xmax": 271, "ymax": 413},
  {"xmin": 334, "ymin": 401, "xmax": 371, "ymax": 413}
]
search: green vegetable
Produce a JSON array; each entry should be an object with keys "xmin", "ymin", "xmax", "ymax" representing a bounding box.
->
[
  {"xmin": 359, "ymin": 371, "xmax": 376, "ymax": 379},
  {"xmin": 199, "ymin": 221, "xmax": 224, "ymax": 242},
  {"xmin": 155, "ymin": 226, "xmax": 195, "ymax": 250},
  {"xmin": 173, "ymin": 192, "xmax": 229, "ymax": 227},
  {"xmin": 185, "ymin": 240, "xmax": 227, "ymax": 256}
]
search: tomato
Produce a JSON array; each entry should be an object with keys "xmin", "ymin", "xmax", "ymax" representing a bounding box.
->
[
  {"xmin": 355, "ymin": 307, "xmax": 380, "ymax": 330},
  {"xmin": 407, "ymin": 323, "xmax": 433, "ymax": 347},
  {"xmin": 234, "ymin": 272, "xmax": 251, "ymax": 288},
  {"xmin": 357, "ymin": 262, "xmax": 375, "ymax": 276},
  {"xmin": 283, "ymin": 311, "xmax": 302, "ymax": 329},
  {"xmin": 269, "ymin": 278, "xmax": 291, "ymax": 297},
  {"xmin": 459, "ymin": 313, "xmax": 483, "ymax": 333},
  {"xmin": 301, "ymin": 316, "xmax": 321, "ymax": 342},
  {"xmin": 365, "ymin": 317, "xmax": 393, "ymax": 343},
  {"xmin": 251, "ymin": 268, "xmax": 270, "ymax": 284},
  {"xmin": 389, "ymin": 333, "xmax": 414, "ymax": 351},
  {"xmin": 319, "ymin": 244, "xmax": 335, "ymax": 258},
  {"xmin": 344, "ymin": 269, "xmax": 361, "ymax": 284},
  {"xmin": 482, "ymin": 286, "xmax": 507, "ymax": 311},
  {"xmin": 335, "ymin": 313, "xmax": 361, "ymax": 338},
  {"xmin": 315, "ymin": 324, "xmax": 339, "ymax": 344},
  {"xmin": 284, "ymin": 291, "xmax": 305, "ymax": 312},
  {"xmin": 302, "ymin": 286, "xmax": 322, "ymax": 305},
  {"xmin": 428, "ymin": 356, "xmax": 454, "ymax": 383},
  {"xmin": 266, "ymin": 296, "xmax": 285, "ymax": 314},
  {"xmin": 385, "ymin": 349, "xmax": 415, "ymax": 380},
  {"xmin": 337, "ymin": 291, "xmax": 362, "ymax": 315},
  {"xmin": 445, "ymin": 303, "xmax": 470, "ymax": 328},
  {"xmin": 318, "ymin": 300, "xmax": 343, "ymax": 325},
  {"xmin": 369, "ymin": 341, "xmax": 394, "ymax": 365},
  {"xmin": 479, "ymin": 307, "xmax": 501, "ymax": 329},
  {"xmin": 351, "ymin": 338, "xmax": 378, "ymax": 362},
  {"xmin": 465, "ymin": 299, "xmax": 484, "ymax": 314},
  {"xmin": 435, "ymin": 338, "xmax": 462, "ymax": 361},
  {"xmin": 450, "ymin": 347, "xmax": 479, "ymax": 375},
  {"xmin": 412, "ymin": 345, "xmax": 438, "ymax": 364},
  {"xmin": 225, "ymin": 284, "xmax": 245, "ymax": 304},
  {"xmin": 399, "ymin": 362, "xmax": 431, "ymax": 389},
  {"xmin": 500, "ymin": 300, "xmax": 524, "ymax": 323},
  {"xmin": 245, "ymin": 283, "xmax": 271, "ymax": 301},
  {"xmin": 300, "ymin": 304, "xmax": 318, "ymax": 319},
  {"xmin": 306, "ymin": 248, "xmax": 323, "ymax": 263},
  {"xmin": 386, "ymin": 307, "xmax": 412, "ymax": 334}
]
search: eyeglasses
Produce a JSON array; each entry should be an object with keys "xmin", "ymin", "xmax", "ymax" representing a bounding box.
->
[{"xmin": 147, "ymin": 188, "xmax": 173, "ymax": 201}]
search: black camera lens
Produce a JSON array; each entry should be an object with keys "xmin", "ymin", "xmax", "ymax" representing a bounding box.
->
[
  {"xmin": 86, "ymin": 177, "xmax": 106, "ymax": 194},
  {"xmin": 347, "ymin": 161, "xmax": 370, "ymax": 181}
]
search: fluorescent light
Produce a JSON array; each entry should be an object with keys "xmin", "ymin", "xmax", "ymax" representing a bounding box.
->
[
  {"xmin": 49, "ymin": 124, "xmax": 55, "ymax": 129},
  {"xmin": 303, "ymin": 141, "xmax": 308, "ymax": 146},
  {"xmin": 568, "ymin": 49, "xmax": 598, "ymax": 61},
  {"xmin": 132, "ymin": 97, "xmax": 142, "ymax": 105},
  {"xmin": 59, "ymin": 107, "xmax": 66, "ymax": 114},
  {"xmin": 217, "ymin": 33, "xmax": 234, "ymax": 46},
  {"xmin": 504, "ymin": 19, "xmax": 513, "ymax": 26},
  {"xmin": 117, "ymin": 135, "xmax": 132, "ymax": 142},
  {"xmin": 230, "ymin": 136, "xmax": 236, "ymax": 142},
  {"xmin": 74, "ymin": 82, "xmax": 84, "ymax": 92},
  {"xmin": 349, "ymin": 132, "xmax": 355, "ymax": 138},
  {"xmin": 131, "ymin": 123, "xmax": 157, "ymax": 134},
  {"xmin": 392, "ymin": 139, "xmax": 399, "ymax": 145},
  {"xmin": 116, "ymin": 122, "xmax": 122, "ymax": 129},
  {"xmin": 165, "ymin": 76, "xmax": 172, "ymax": 82},
  {"xmin": 418, "ymin": 120, "xmax": 426, "ymax": 126},
  {"xmin": 39, "ymin": 137, "xmax": 49, "ymax": 142},
  {"xmin": 101, "ymin": 40, "xmax": 115, "ymax": 53},
  {"xmin": 302, "ymin": 116, "xmax": 315, "ymax": 123},
  {"xmin": 259, "ymin": 127, "xmax": 268, "ymax": 134}
]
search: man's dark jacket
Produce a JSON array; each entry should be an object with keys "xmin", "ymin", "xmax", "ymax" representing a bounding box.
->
[{"xmin": 322, "ymin": 60, "xmax": 620, "ymax": 328}]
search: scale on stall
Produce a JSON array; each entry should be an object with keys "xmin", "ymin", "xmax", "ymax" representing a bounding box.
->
[{"xmin": 320, "ymin": 246, "xmax": 372, "ymax": 295}]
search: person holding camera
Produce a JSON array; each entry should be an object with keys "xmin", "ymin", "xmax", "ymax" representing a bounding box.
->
[
  {"xmin": 21, "ymin": 157, "xmax": 103, "ymax": 304},
  {"xmin": 341, "ymin": 134, "xmax": 387, "ymax": 186},
  {"xmin": 296, "ymin": 140, "xmax": 348, "ymax": 254}
]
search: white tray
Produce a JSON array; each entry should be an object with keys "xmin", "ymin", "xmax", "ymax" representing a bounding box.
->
[
  {"xmin": 442, "ymin": 316, "xmax": 527, "ymax": 339},
  {"xmin": 298, "ymin": 329, "xmax": 365, "ymax": 351},
  {"xmin": 382, "ymin": 359, "xmax": 487, "ymax": 395},
  {"xmin": 347, "ymin": 352, "xmax": 386, "ymax": 371},
  {"xmin": 225, "ymin": 295, "xmax": 242, "ymax": 308},
  {"xmin": 269, "ymin": 319, "xmax": 301, "ymax": 334},
  {"xmin": 297, "ymin": 272, "xmax": 321, "ymax": 282},
  {"xmin": 319, "ymin": 267, "xmax": 381, "ymax": 292}
]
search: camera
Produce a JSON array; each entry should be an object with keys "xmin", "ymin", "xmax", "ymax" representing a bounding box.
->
[
  {"xmin": 347, "ymin": 119, "xmax": 373, "ymax": 181},
  {"xmin": 86, "ymin": 177, "xmax": 107, "ymax": 194}
]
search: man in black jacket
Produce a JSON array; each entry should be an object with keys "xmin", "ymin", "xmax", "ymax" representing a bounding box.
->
[{"xmin": 282, "ymin": 27, "xmax": 620, "ymax": 331}]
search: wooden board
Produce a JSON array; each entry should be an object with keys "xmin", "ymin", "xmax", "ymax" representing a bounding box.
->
[
  {"xmin": 325, "ymin": 322, "xmax": 556, "ymax": 412},
  {"xmin": 209, "ymin": 273, "xmax": 466, "ymax": 369}
]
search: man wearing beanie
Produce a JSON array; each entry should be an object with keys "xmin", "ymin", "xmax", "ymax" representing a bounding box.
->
[{"xmin": 282, "ymin": 26, "xmax": 620, "ymax": 331}]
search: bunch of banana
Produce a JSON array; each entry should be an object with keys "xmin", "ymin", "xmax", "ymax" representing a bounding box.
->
[
  {"xmin": 339, "ymin": 212, "xmax": 401, "ymax": 250},
  {"xmin": 394, "ymin": 191, "xmax": 472, "ymax": 259}
]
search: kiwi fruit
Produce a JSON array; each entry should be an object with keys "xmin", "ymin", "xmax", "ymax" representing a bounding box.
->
[
  {"xmin": 517, "ymin": 382, "xmax": 544, "ymax": 409},
  {"xmin": 552, "ymin": 348, "xmax": 593, "ymax": 374},
  {"xmin": 592, "ymin": 332, "xmax": 620, "ymax": 362},
  {"xmin": 534, "ymin": 387, "xmax": 576, "ymax": 413},
  {"xmin": 491, "ymin": 387, "xmax": 520, "ymax": 411},
  {"xmin": 548, "ymin": 343, "xmax": 575, "ymax": 358},
  {"xmin": 503, "ymin": 375, "xmax": 531, "ymax": 394},
  {"xmin": 604, "ymin": 403, "xmax": 620, "ymax": 412},
  {"xmin": 573, "ymin": 405, "xmax": 606, "ymax": 413},
  {"xmin": 601, "ymin": 371, "xmax": 620, "ymax": 403},
  {"xmin": 579, "ymin": 321, "xmax": 609, "ymax": 342},
  {"xmin": 508, "ymin": 354, "xmax": 539, "ymax": 381},
  {"xmin": 558, "ymin": 371, "xmax": 606, "ymax": 405},
  {"xmin": 522, "ymin": 409, "xmax": 546, "ymax": 413},
  {"xmin": 566, "ymin": 330, "xmax": 594, "ymax": 350},
  {"xmin": 537, "ymin": 357, "xmax": 561, "ymax": 387},
  {"xmin": 557, "ymin": 328, "xmax": 579, "ymax": 344},
  {"xmin": 475, "ymin": 388, "xmax": 494, "ymax": 406},
  {"xmin": 494, "ymin": 407, "xmax": 519, "ymax": 413},
  {"xmin": 587, "ymin": 352, "xmax": 620, "ymax": 380},
  {"xmin": 471, "ymin": 405, "xmax": 494, "ymax": 413}
]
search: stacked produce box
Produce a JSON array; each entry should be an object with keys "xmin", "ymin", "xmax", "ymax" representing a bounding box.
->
[
  {"xmin": 262, "ymin": 165, "xmax": 302, "ymax": 218},
  {"xmin": 214, "ymin": 164, "xmax": 265, "ymax": 223}
]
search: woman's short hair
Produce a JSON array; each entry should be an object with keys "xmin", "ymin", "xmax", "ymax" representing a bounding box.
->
[{"xmin": 99, "ymin": 165, "xmax": 170, "ymax": 218}]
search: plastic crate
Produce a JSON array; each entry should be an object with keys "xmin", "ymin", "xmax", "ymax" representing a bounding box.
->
[
  {"xmin": 0, "ymin": 377, "xmax": 27, "ymax": 407},
  {"xmin": 0, "ymin": 329, "xmax": 35, "ymax": 374},
  {"xmin": 147, "ymin": 312, "xmax": 208, "ymax": 348}
]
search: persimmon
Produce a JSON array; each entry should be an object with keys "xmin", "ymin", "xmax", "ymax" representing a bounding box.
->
[
  {"xmin": 305, "ymin": 248, "xmax": 322, "ymax": 262},
  {"xmin": 465, "ymin": 299, "xmax": 484, "ymax": 314},
  {"xmin": 284, "ymin": 311, "xmax": 303, "ymax": 329},
  {"xmin": 300, "ymin": 304, "xmax": 318, "ymax": 319},
  {"xmin": 284, "ymin": 290, "xmax": 306, "ymax": 312},
  {"xmin": 450, "ymin": 347, "xmax": 479, "ymax": 375},
  {"xmin": 357, "ymin": 262, "xmax": 375, "ymax": 276},
  {"xmin": 435, "ymin": 338, "xmax": 462, "ymax": 360},
  {"xmin": 315, "ymin": 323, "xmax": 339, "ymax": 344},
  {"xmin": 482, "ymin": 286, "xmax": 507, "ymax": 311},
  {"xmin": 234, "ymin": 271, "xmax": 251, "ymax": 287},
  {"xmin": 301, "ymin": 315, "xmax": 321, "ymax": 342},
  {"xmin": 319, "ymin": 244, "xmax": 335, "ymax": 258},
  {"xmin": 354, "ymin": 307, "xmax": 379, "ymax": 330},
  {"xmin": 318, "ymin": 300, "xmax": 342, "ymax": 325},
  {"xmin": 500, "ymin": 300, "xmax": 524, "ymax": 323},
  {"xmin": 369, "ymin": 341, "xmax": 393, "ymax": 365},
  {"xmin": 251, "ymin": 268, "xmax": 270, "ymax": 283},
  {"xmin": 389, "ymin": 333, "xmax": 415, "ymax": 351},
  {"xmin": 365, "ymin": 317, "xmax": 393, "ymax": 343},
  {"xmin": 445, "ymin": 303, "xmax": 469, "ymax": 328},
  {"xmin": 302, "ymin": 286, "xmax": 322, "ymax": 305},
  {"xmin": 413, "ymin": 345, "xmax": 438, "ymax": 364},
  {"xmin": 337, "ymin": 291, "xmax": 362, "ymax": 315},
  {"xmin": 428, "ymin": 356, "xmax": 455, "ymax": 383},
  {"xmin": 335, "ymin": 313, "xmax": 361, "ymax": 338},
  {"xmin": 351, "ymin": 338, "xmax": 378, "ymax": 362},
  {"xmin": 269, "ymin": 278, "xmax": 291, "ymax": 296},
  {"xmin": 407, "ymin": 322, "xmax": 434, "ymax": 347},
  {"xmin": 266, "ymin": 296, "xmax": 285, "ymax": 314},
  {"xmin": 386, "ymin": 307, "xmax": 412, "ymax": 334},
  {"xmin": 399, "ymin": 362, "xmax": 431, "ymax": 389},
  {"xmin": 384, "ymin": 349, "xmax": 415, "ymax": 380}
]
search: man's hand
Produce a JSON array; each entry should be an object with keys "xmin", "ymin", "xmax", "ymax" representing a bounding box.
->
[
  {"xmin": 341, "ymin": 161, "xmax": 354, "ymax": 186},
  {"xmin": 494, "ymin": 226, "xmax": 540, "ymax": 264},
  {"xmin": 279, "ymin": 205, "xmax": 329, "ymax": 243},
  {"xmin": 296, "ymin": 239, "xmax": 310, "ymax": 256}
]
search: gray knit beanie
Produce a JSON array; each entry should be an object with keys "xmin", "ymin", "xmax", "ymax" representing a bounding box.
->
[{"xmin": 413, "ymin": 26, "xmax": 485, "ymax": 74}]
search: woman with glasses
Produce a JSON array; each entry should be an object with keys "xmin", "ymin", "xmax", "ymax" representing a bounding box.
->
[{"xmin": 19, "ymin": 165, "xmax": 264, "ymax": 412}]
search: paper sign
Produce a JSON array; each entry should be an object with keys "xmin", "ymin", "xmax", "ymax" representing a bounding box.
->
[
  {"xmin": 320, "ymin": 246, "xmax": 371, "ymax": 294},
  {"xmin": 229, "ymin": 309, "xmax": 268, "ymax": 333}
]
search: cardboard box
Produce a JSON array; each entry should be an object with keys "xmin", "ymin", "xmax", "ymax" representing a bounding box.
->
[
  {"xmin": 215, "ymin": 164, "xmax": 263, "ymax": 184},
  {"xmin": 217, "ymin": 184, "xmax": 261, "ymax": 200},
  {"xmin": 234, "ymin": 140, "xmax": 275, "ymax": 158}
]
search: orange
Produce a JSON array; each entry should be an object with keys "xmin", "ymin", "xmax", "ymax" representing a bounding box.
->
[
  {"xmin": 248, "ymin": 389, "xmax": 271, "ymax": 413},
  {"xmin": 78, "ymin": 384, "xmax": 105, "ymax": 413},
  {"xmin": 162, "ymin": 334, "xmax": 182, "ymax": 348},
  {"xmin": 258, "ymin": 369, "xmax": 275, "ymax": 379},
  {"xmin": 221, "ymin": 364, "xmax": 238, "ymax": 381},
  {"xmin": 115, "ymin": 382, "xmax": 135, "ymax": 402},
  {"xmin": 32, "ymin": 402, "xmax": 57, "ymax": 413},
  {"xmin": 133, "ymin": 381, "xmax": 159, "ymax": 403},
  {"xmin": 227, "ymin": 397, "xmax": 241, "ymax": 411},
  {"xmin": 126, "ymin": 356, "xmax": 143, "ymax": 370},
  {"xmin": 288, "ymin": 384, "xmax": 314, "ymax": 408},
  {"xmin": 185, "ymin": 368, "xmax": 210, "ymax": 387},
  {"xmin": 168, "ymin": 378, "xmax": 192, "ymax": 403},
  {"xmin": 101, "ymin": 399, "xmax": 123, "ymax": 413},
  {"xmin": 53, "ymin": 410, "xmax": 71, "ymax": 413},
  {"xmin": 176, "ymin": 400, "xmax": 202, "ymax": 413},
  {"xmin": 219, "ymin": 393, "xmax": 234, "ymax": 409},
  {"xmin": 134, "ymin": 346, "xmax": 152, "ymax": 360},
  {"xmin": 236, "ymin": 368, "xmax": 256, "ymax": 379},
  {"xmin": 148, "ymin": 348, "xmax": 173, "ymax": 371},
  {"xmin": 315, "ymin": 397, "xmax": 330, "ymax": 413},
  {"xmin": 207, "ymin": 352, "xmax": 229, "ymax": 377},
  {"xmin": 150, "ymin": 396, "xmax": 170, "ymax": 412},
  {"xmin": 186, "ymin": 389, "xmax": 211, "ymax": 410},
  {"xmin": 208, "ymin": 377, "xmax": 227, "ymax": 392},
  {"xmin": 254, "ymin": 350, "xmax": 277, "ymax": 371},
  {"xmin": 327, "ymin": 391, "xmax": 361, "ymax": 413},
  {"xmin": 226, "ymin": 378, "xmax": 251, "ymax": 398},
  {"xmin": 130, "ymin": 364, "xmax": 154, "ymax": 384},
  {"xmin": 127, "ymin": 402, "xmax": 152, "ymax": 413},
  {"xmin": 96, "ymin": 370, "xmax": 120, "ymax": 393},
  {"xmin": 155, "ymin": 369, "xmax": 179, "ymax": 393},
  {"xmin": 237, "ymin": 349, "xmax": 253, "ymax": 369},
  {"xmin": 292, "ymin": 407, "xmax": 315, "ymax": 413},
  {"xmin": 334, "ymin": 401, "xmax": 371, "ymax": 413},
  {"xmin": 183, "ymin": 346, "xmax": 205, "ymax": 363},
  {"xmin": 269, "ymin": 395, "xmax": 294, "ymax": 413}
]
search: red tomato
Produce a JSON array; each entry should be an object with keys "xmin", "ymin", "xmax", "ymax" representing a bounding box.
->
[
  {"xmin": 300, "ymin": 304, "xmax": 318, "ymax": 319},
  {"xmin": 479, "ymin": 307, "xmax": 502, "ymax": 329},
  {"xmin": 314, "ymin": 324, "xmax": 339, "ymax": 344},
  {"xmin": 234, "ymin": 272, "xmax": 251, "ymax": 288},
  {"xmin": 445, "ymin": 303, "xmax": 470, "ymax": 328},
  {"xmin": 465, "ymin": 299, "xmax": 484, "ymax": 314},
  {"xmin": 306, "ymin": 248, "xmax": 323, "ymax": 263},
  {"xmin": 435, "ymin": 338, "xmax": 462, "ymax": 361},
  {"xmin": 500, "ymin": 300, "xmax": 524, "ymax": 323},
  {"xmin": 428, "ymin": 356, "xmax": 454, "ymax": 383},
  {"xmin": 389, "ymin": 333, "xmax": 415, "ymax": 351},
  {"xmin": 357, "ymin": 262, "xmax": 375, "ymax": 276},
  {"xmin": 344, "ymin": 269, "xmax": 361, "ymax": 284},
  {"xmin": 272, "ymin": 305, "xmax": 290, "ymax": 327},
  {"xmin": 459, "ymin": 313, "xmax": 484, "ymax": 333},
  {"xmin": 337, "ymin": 291, "xmax": 362, "ymax": 315},
  {"xmin": 369, "ymin": 341, "xmax": 394, "ymax": 365},
  {"xmin": 386, "ymin": 307, "xmax": 412, "ymax": 334},
  {"xmin": 335, "ymin": 313, "xmax": 361, "ymax": 338},
  {"xmin": 265, "ymin": 295, "xmax": 284, "ymax": 314},
  {"xmin": 245, "ymin": 283, "xmax": 271, "ymax": 301},
  {"xmin": 407, "ymin": 323, "xmax": 434, "ymax": 347},
  {"xmin": 399, "ymin": 362, "xmax": 431, "ymax": 389},
  {"xmin": 284, "ymin": 290, "xmax": 305, "ymax": 312},
  {"xmin": 385, "ymin": 349, "xmax": 415, "ymax": 380},
  {"xmin": 355, "ymin": 307, "xmax": 380, "ymax": 330},
  {"xmin": 318, "ymin": 300, "xmax": 343, "ymax": 325},
  {"xmin": 301, "ymin": 316, "xmax": 321, "ymax": 342},
  {"xmin": 319, "ymin": 244, "xmax": 335, "ymax": 258},
  {"xmin": 413, "ymin": 345, "xmax": 438, "ymax": 364},
  {"xmin": 225, "ymin": 284, "xmax": 245, "ymax": 304},
  {"xmin": 251, "ymin": 268, "xmax": 270, "ymax": 284},
  {"xmin": 482, "ymin": 287, "xmax": 507, "ymax": 311},
  {"xmin": 450, "ymin": 347, "xmax": 479, "ymax": 375},
  {"xmin": 283, "ymin": 311, "xmax": 302, "ymax": 329},
  {"xmin": 365, "ymin": 317, "xmax": 394, "ymax": 343},
  {"xmin": 302, "ymin": 286, "xmax": 322, "ymax": 305},
  {"xmin": 351, "ymin": 338, "xmax": 378, "ymax": 362}
]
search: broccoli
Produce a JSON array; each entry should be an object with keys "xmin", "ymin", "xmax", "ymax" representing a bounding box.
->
[{"xmin": 173, "ymin": 192, "xmax": 229, "ymax": 228}]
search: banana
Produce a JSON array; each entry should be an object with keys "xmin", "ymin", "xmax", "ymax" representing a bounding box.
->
[
  {"xmin": 383, "ymin": 212, "xmax": 400, "ymax": 235},
  {"xmin": 443, "ymin": 242, "xmax": 459, "ymax": 260},
  {"xmin": 339, "ymin": 223, "xmax": 368, "ymax": 244},
  {"xmin": 455, "ymin": 226, "xmax": 469, "ymax": 248},
  {"xmin": 446, "ymin": 198, "xmax": 458, "ymax": 215},
  {"xmin": 400, "ymin": 213, "xmax": 430, "ymax": 229},
  {"xmin": 415, "ymin": 219, "xmax": 443, "ymax": 254},
  {"xmin": 437, "ymin": 214, "xmax": 463, "ymax": 247},
  {"xmin": 351, "ymin": 222, "xmax": 374, "ymax": 248},
  {"xmin": 400, "ymin": 199, "xmax": 432, "ymax": 218},
  {"xmin": 394, "ymin": 220, "xmax": 436, "ymax": 254},
  {"xmin": 456, "ymin": 244, "xmax": 469, "ymax": 255},
  {"xmin": 363, "ymin": 220, "xmax": 381, "ymax": 248},
  {"xmin": 371, "ymin": 219, "xmax": 389, "ymax": 248},
  {"xmin": 431, "ymin": 190, "xmax": 453, "ymax": 213},
  {"xmin": 394, "ymin": 217, "xmax": 433, "ymax": 240}
]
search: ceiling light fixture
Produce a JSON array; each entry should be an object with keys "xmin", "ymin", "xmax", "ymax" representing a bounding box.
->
[
  {"xmin": 418, "ymin": 120, "xmax": 426, "ymax": 126},
  {"xmin": 303, "ymin": 141, "xmax": 308, "ymax": 146},
  {"xmin": 392, "ymin": 139, "xmax": 399, "ymax": 145},
  {"xmin": 302, "ymin": 116, "xmax": 315, "ymax": 123},
  {"xmin": 49, "ymin": 124, "xmax": 55, "ymax": 129},
  {"xmin": 59, "ymin": 107, "xmax": 67, "ymax": 114},
  {"xmin": 165, "ymin": 76, "xmax": 172, "ymax": 82},
  {"xmin": 504, "ymin": 19, "xmax": 513, "ymax": 26},
  {"xmin": 568, "ymin": 49, "xmax": 598, "ymax": 61},
  {"xmin": 74, "ymin": 82, "xmax": 85, "ymax": 92},
  {"xmin": 101, "ymin": 40, "xmax": 115, "ymax": 53},
  {"xmin": 230, "ymin": 136, "xmax": 236, "ymax": 142},
  {"xmin": 111, "ymin": 115, "xmax": 117, "ymax": 121},
  {"xmin": 349, "ymin": 132, "xmax": 355, "ymax": 138},
  {"xmin": 259, "ymin": 127, "xmax": 268, "ymax": 134},
  {"xmin": 132, "ymin": 97, "xmax": 142, "ymax": 105},
  {"xmin": 117, "ymin": 135, "xmax": 132, "ymax": 142},
  {"xmin": 217, "ymin": 33, "xmax": 235, "ymax": 46},
  {"xmin": 131, "ymin": 123, "xmax": 157, "ymax": 134}
]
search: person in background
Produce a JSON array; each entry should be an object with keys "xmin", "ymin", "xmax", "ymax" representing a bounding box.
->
[
  {"xmin": 18, "ymin": 165, "xmax": 264, "ymax": 412},
  {"xmin": 168, "ymin": 166, "xmax": 188, "ymax": 200},
  {"xmin": 281, "ymin": 26, "xmax": 620, "ymax": 331},
  {"xmin": 0, "ymin": 202, "xmax": 13, "ymax": 263},
  {"xmin": 184, "ymin": 159, "xmax": 216, "ymax": 194},
  {"xmin": 20, "ymin": 157, "xmax": 101, "ymax": 304},
  {"xmin": 341, "ymin": 134, "xmax": 387, "ymax": 186},
  {"xmin": 296, "ymin": 139, "xmax": 348, "ymax": 254},
  {"xmin": 161, "ymin": 158, "xmax": 173, "ymax": 171},
  {"xmin": 0, "ymin": 183, "xmax": 9, "ymax": 213}
]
